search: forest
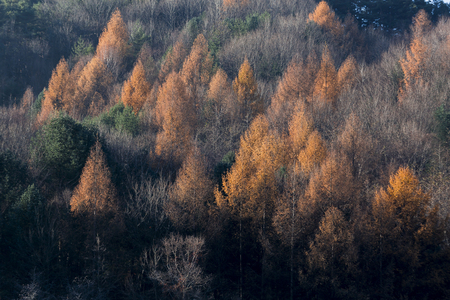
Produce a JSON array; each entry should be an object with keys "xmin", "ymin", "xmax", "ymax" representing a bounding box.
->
[{"xmin": 1, "ymin": 0, "xmax": 450, "ymax": 299}]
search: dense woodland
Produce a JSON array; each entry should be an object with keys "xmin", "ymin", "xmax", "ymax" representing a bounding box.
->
[{"xmin": 2, "ymin": 0, "xmax": 450, "ymax": 299}]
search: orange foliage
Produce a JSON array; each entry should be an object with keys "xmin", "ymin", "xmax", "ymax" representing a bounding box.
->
[
  {"xmin": 216, "ymin": 115, "xmax": 286, "ymax": 221},
  {"xmin": 399, "ymin": 10, "xmax": 431, "ymax": 100},
  {"xmin": 75, "ymin": 56, "xmax": 113, "ymax": 117},
  {"xmin": 96, "ymin": 9, "xmax": 129, "ymax": 75},
  {"xmin": 309, "ymin": 1, "xmax": 343, "ymax": 36},
  {"xmin": 155, "ymin": 72, "xmax": 196, "ymax": 164},
  {"xmin": 70, "ymin": 140, "xmax": 118, "ymax": 215},
  {"xmin": 233, "ymin": 58, "xmax": 262, "ymax": 122},
  {"xmin": 337, "ymin": 55, "xmax": 358, "ymax": 94},
  {"xmin": 159, "ymin": 41, "xmax": 187, "ymax": 83},
  {"xmin": 313, "ymin": 46, "xmax": 338, "ymax": 105},
  {"xmin": 181, "ymin": 34, "xmax": 213, "ymax": 92},
  {"xmin": 208, "ymin": 68, "xmax": 231, "ymax": 102},
  {"xmin": 288, "ymin": 104, "xmax": 314, "ymax": 160},
  {"xmin": 298, "ymin": 130, "xmax": 327, "ymax": 175},
  {"xmin": 306, "ymin": 151, "xmax": 356, "ymax": 214},
  {"xmin": 167, "ymin": 148, "xmax": 214, "ymax": 232},
  {"xmin": 121, "ymin": 60, "xmax": 151, "ymax": 113}
]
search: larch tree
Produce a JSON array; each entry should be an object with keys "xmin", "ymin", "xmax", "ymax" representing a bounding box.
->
[
  {"xmin": 305, "ymin": 206, "xmax": 357, "ymax": 296},
  {"xmin": 121, "ymin": 59, "xmax": 151, "ymax": 114},
  {"xmin": 158, "ymin": 41, "xmax": 187, "ymax": 83},
  {"xmin": 313, "ymin": 46, "xmax": 339, "ymax": 105},
  {"xmin": 180, "ymin": 34, "xmax": 213, "ymax": 96},
  {"xmin": 216, "ymin": 115, "xmax": 286, "ymax": 298},
  {"xmin": 74, "ymin": 56, "xmax": 113, "ymax": 117},
  {"xmin": 38, "ymin": 58, "xmax": 71, "ymax": 124},
  {"xmin": 399, "ymin": 10, "xmax": 431, "ymax": 101},
  {"xmin": 207, "ymin": 68, "xmax": 234, "ymax": 118},
  {"xmin": 96, "ymin": 9, "xmax": 129, "ymax": 78},
  {"xmin": 298, "ymin": 130, "xmax": 327, "ymax": 175},
  {"xmin": 337, "ymin": 55, "xmax": 359, "ymax": 94},
  {"xmin": 309, "ymin": 1, "xmax": 343, "ymax": 36},
  {"xmin": 233, "ymin": 58, "xmax": 262, "ymax": 124},
  {"xmin": 154, "ymin": 72, "xmax": 196, "ymax": 165},
  {"xmin": 167, "ymin": 147, "xmax": 214, "ymax": 233},
  {"xmin": 371, "ymin": 166, "xmax": 446, "ymax": 297},
  {"xmin": 287, "ymin": 104, "xmax": 314, "ymax": 161},
  {"xmin": 306, "ymin": 151, "xmax": 356, "ymax": 217},
  {"xmin": 70, "ymin": 140, "xmax": 118, "ymax": 215}
]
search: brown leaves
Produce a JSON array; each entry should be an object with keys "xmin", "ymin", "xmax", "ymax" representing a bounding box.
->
[
  {"xmin": 309, "ymin": 1, "xmax": 343, "ymax": 36},
  {"xmin": 121, "ymin": 60, "xmax": 150, "ymax": 113},
  {"xmin": 70, "ymin": 140, "xmax": 118, "ymax": 215},
  {"xmin": 313, "ymin": 46, "xmax": 338, "ymax": 105}
]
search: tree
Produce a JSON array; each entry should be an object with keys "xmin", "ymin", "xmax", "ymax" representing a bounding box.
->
[
  {"xmin": 70, "ymin": 140, "xmax": 118, "ymax": 215},
  {"xmin": 287, "ymin": 104, "xmax": 314, "ymax": 161},
  {"xmin": 305, "ymin": 206, "xmax": 358, "ymax": 298},
  {"xmin": 167, "ymin": 147, "xmax": 214, "ymax": 233},
  {"xmin": 180, "ymin": 34, "xmax": 213, "ymax": 96},
  {"xmin": 74, "ymin": 56, "xmax": 113, "ymax": 117},
  {"xmin": 96, "ymin": 8, "xmax": 129, "ymax": 78},
  {"xmin": 233, "ymin": 58, "xmax": 262, "ymax": 124},
  {"xmin": 121, "ymin": 59, "xmax": 150, "ymax": 114},
  {"xmin": 38, "ymin": 58, "xmax": 71, "ymax": 124},
  {"xmin": 155, "ymin": 72, "xmax": 196, "ymax": 166},
  {"xmin": 143, "ymin": 234, "xmax": 210, "ymax": 300},
  {"xmin": 313, "ymin": 46, "xmax": 339, "ymax": 105},
  {"xmin": 309, "ymin": 1, "xmax": 343, "ymax": 36},
  {"xmin": 158, "ymin": 41, "xmax": 187, "ymax": 83},
  {"xmin": 399, "ymin": 10, "xmax": 431, "ymax": 101},
  {"xmin": 31, "ymin": 113, "xmax": 95, "ymax": 188},
  {"xmin": 370, "ymin": 166, "xmax": 447, "ymax": 299},
  {"xmin": 298, "ymin": 130, "xmax": 327, "ymax": 175},
  {"xmin": 337, "ymin": 55, "xmax": 358, "ymax": 94}
]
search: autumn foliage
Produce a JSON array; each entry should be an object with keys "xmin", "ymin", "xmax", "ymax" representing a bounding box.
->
[
  {"xmin": 70, "ymin": 140, "xmax": 118, "ymax": 215},
  {"xmin": 121, "ymin": 59, "xmax": 150, "ymax": 113},
  {"xmin": 313, "ymin": 46, "xmax": 339, "ymax": 105},
  {"xmin": 309, "ymin": 1, "xmax": 343, "ymax": 36}
]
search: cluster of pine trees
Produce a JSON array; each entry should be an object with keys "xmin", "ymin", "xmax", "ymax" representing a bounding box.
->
[{"xmin": 2, "ymin": 0, "xmax": 450, "ymax": 299}]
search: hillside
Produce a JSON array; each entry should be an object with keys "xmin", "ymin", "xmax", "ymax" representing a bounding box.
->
[{"xmin": 1, "ymin": 0, "xmax": 450, "ymax": 299}]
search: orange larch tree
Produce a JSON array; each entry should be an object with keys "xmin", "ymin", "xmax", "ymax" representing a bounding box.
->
[
  {"xmin": 154, "ymin": 72, "xmax": 196, "ymax": 165},
  {"xmin": 313, "ymin": 46, "xmax": 339, "ymax": 105},
  {"xmin": 399, "ymin": 10, "xmax": 431, "ymax": 100},
  {"xmin": 74, "ymin": 56, "xmax": 113, "ymax": 117},
  {"xmin": 298, "ymin": 130, "xmax": 327, "ymax": 175},
  {"xmin": 158, "ymin": 41, "xmax": 187, "ymax": 83},
  {"xmin": 180, "ymin": 34, "xmax": 213, "ymax": 95},
  {"xmin": 96, "ymin": 9, "xmax": 129, "ymax": 78},
  {"xmin": 121, "ymin": 59, "xmax": 151, "ymax": 113},
  {"xmin": 70, "ymin": 140, "xmax": 118, "ymax": 215},
  {"xmin": 337, "ymin": 55, "xmax": 359, "ymax": 94},
  {"xmin": 167, "ymin": 147, "xmax": 214, "ymax": 233},
  {"xmin": 309, "ymin": 1, "xmax": 343, "ymax": 36},
  {"xmin": 233, "ymin": 58, "xmax": 262, "ymax": 124}
]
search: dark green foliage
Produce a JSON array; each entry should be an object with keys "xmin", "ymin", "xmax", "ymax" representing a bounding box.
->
[
  {"xmin": 0, "ymin": 151, "xmax": 28, "ymax": 210},
  {"xmin": 225, "ymin": 12, "xmax": 270, "ymax": 37},
  {"xmin": 31, "ymin": 112, "xmax": 95, "ymax": 186},
  {"xmin": 71, "ymin": 37, "xmax": 94, "ymax": 58},
  {"xmin": 214, "ymin": 150, "xmax": 235, "ymax": 186},
  {"xmin": 435, "ymin": 104, "xmax": 450, "ymax": 145},
  {"xmin": 31, "ymin": 88, "xmax": 45, "ymax": 116},
  {"xmin": 99, "ymin": 102, "xmax": 140, "ymax": 136}
]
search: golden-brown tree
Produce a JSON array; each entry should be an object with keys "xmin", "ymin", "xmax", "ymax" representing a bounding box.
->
[
  {"xmin": 74, "ymin": 56, "xmax": 113, "ymax": 117},
  {"xmin": 167, "ymin": 147, "xmax": 214, "ymax": 233},
  {"xmin": 121, "ymin": 59, "xmax": 150, "ymax": 113},
  {"xmin": 399, "ymin": 10, "xmax": 431, "ymax": 100},
  {"xmin": 96, "ymin": 9, "xmax": 129, "ymax": 77},
  {"xmin": 313, "ymin": 46, "xmax": 339, "ymax": 105},
  {"xmin": 154, "ymin": 72, "xmax": 196, "ymax": 165},
  {"xmin": 38, "ymin": 58, "xmax": 71, "ymax": 123},
  {"xmin": 287, "ymin": 104, "xmax": 314, "ymax": 160},
  {"xmin": 233, "ymin": 58, "xmax": 262, "ymax": 124},
  {"xmin": 309, "ymin": 1, "xmax": 343, "ymax": 36},
  {"xmin": 70, "ymin": 140, "xmax": 118, "ymax": 215},
  {"xmin": 158, "ymin": 41, "xmax": 187, "ymax": 83},
  {"xmin": 181, "ymin": 34, "xmax": 213, "ymax": 94},
  {"xmin": 298, "ymin": 130, "xmax": 327, "ymax": 175},
  {"xmin": 370, "ymin": 167, "xmax": 446, "ymax": 296},
  {"xmin": 337, "ymin": 55, "xmax": 359, "ymax": 94},
  {"xmin": 207, "ymin": 68, "xmax": 235, "ymax": 119}
]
